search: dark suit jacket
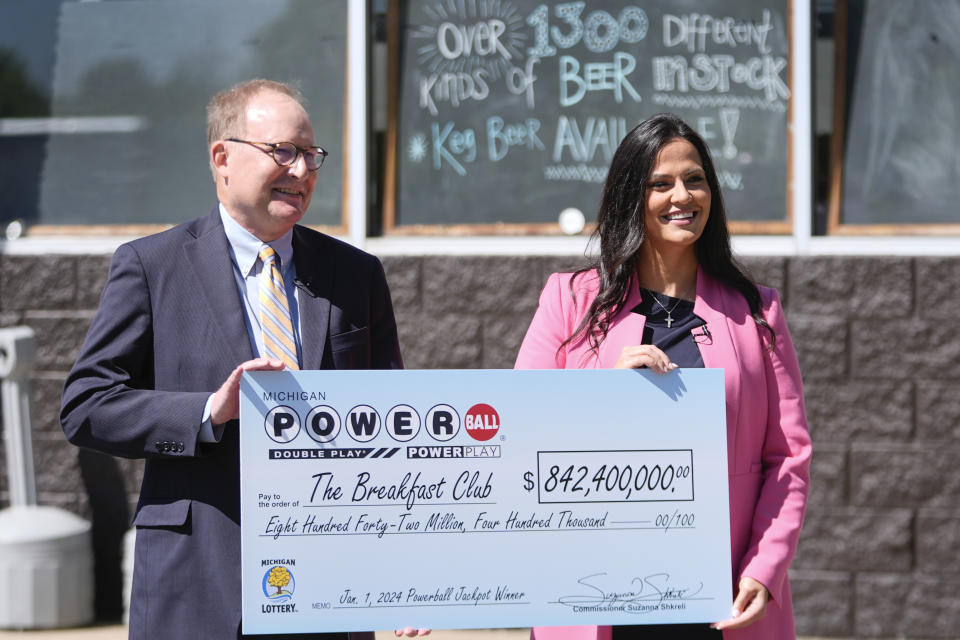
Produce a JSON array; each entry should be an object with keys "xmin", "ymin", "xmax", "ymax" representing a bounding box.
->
[{"xmin": 61, "ymin": 208, "xmax": 400, "ymax": 639}]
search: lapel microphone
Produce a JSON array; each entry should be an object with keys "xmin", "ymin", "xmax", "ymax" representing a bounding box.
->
[
  {"xmin": 293, "ymin": 276, "xmax": 317, "ymax": 296},
  {"xmin": 692, "ymin": 324, "xmax": 711, "ymax": 342}
]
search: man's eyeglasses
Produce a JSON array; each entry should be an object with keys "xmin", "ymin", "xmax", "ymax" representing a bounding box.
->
[{"xmin": 226, "ymin": 138, "xmax": 327, "ymax": 171}]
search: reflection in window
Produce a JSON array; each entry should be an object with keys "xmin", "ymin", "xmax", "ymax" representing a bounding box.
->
[{"xmin": 0, "ymin": 0, "xmax": 347, "ymax": 230}]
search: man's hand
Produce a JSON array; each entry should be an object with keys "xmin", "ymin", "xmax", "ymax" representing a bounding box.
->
[{"xmin": 210, "ymin": 357, "xmax": 286, "ymax": 425}]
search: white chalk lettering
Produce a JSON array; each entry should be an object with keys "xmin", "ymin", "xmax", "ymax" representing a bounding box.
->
[
  {"xmin": 663, "ymin": 10, "xmax": 775, "ymax": 54},
  {"xmin": 559, "ymin": 53, "xmax": 641, "ymax": 107},
  {"xmin": 526, "ymin": 4, "xmax": 648, "ymax": 55},
  {"xmin": 552, "ymin": 115, "xmax": 626, "ymax": 164},
  {"xmin": 583, "ymin": 9, "xmax": 618, "ymax": 53},
  {"xmin": 436, "ymin": 19, "xmax": 511, "ymax": 61},
  {"xmin": 419, "ymin": 70, "xmax": 490, "ymax": 116},
  {"xmin": 526, "ymin": 4, "xmax": 557, "ymax": 58},
  {"xmin": 652, "ymin": 55, "xmax": 788, "ymax": 102},
  {"xmin": 506, "ymin": 56, "xmax": 540, "ymax": 109},
  {"xmin": 487, "ymin": 117, "xmax": 544, "ymax": 162},
  {"xmin": 552, "ymin": 2, "xmax": 585, "ymax": 50},
  {"xmin": 432, "ymin": 122, "xmax": 477, "ymax": 176}
]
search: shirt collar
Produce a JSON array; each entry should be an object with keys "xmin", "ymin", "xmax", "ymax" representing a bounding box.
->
[{"xmin": 219, "ymin": 203, "xmax": 294, "ymax": 277}]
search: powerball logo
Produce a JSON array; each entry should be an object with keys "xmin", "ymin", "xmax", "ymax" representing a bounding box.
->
[
  {"xmin": 464, "ymin": 403, "xmax": 500, "ymax": 441},
  {"xmin": 263, "ymin": 403, "xmax": 501, "ymax": 445}
]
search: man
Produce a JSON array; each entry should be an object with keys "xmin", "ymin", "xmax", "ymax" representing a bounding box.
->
[{"xmin": 61, "ymin": 79, "xmax": 406, "ymax": 639}]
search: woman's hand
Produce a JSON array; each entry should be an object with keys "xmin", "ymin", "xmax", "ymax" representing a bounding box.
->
[
  {"xmin": 394, "ymin": 628, "xmax": 430, "ymax": 637},
  {"xmin": 711, "ymin": 576, "xmax": 769, "ymax": 631},
  {"xmin": 613, "ymin": 345, "xmax": 677, "ymax": 373}
]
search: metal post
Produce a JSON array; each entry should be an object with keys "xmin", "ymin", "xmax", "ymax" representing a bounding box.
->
[
  {"xmin": 0, "ymin": 326, "xmax": 94, "ymax": 629},
  {"xmin": 0, "ymin": 326, "xmax": 38, "ymax": 507},
  {"xmin": 792, "ymin": 0, "xmax": 814, "ymax": 254},
  {"xmin": 347, "ymin": 0, "xmax": 368, "ymax": 248}
]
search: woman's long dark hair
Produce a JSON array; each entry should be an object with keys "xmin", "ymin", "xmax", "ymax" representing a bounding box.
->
[{"xmin": 561, "ymin": 113, "xmax": 775, "ymax": 353}]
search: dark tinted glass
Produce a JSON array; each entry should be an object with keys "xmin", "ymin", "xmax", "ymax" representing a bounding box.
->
[{"xmin": 0, "ymin": 0, "xmax": 346, "ymax": 229}]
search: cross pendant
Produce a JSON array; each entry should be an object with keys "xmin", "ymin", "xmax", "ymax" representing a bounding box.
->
[{"xmin": 665, "ymin": 314, "xmax": 673, "ymax": 328}]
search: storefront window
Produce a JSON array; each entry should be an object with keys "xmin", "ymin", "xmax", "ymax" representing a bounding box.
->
[{"xmin": 0, "ymin": 0, "xmax": 347, "ymax": 232}]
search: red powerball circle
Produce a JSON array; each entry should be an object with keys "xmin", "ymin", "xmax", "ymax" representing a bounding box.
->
[{"xmin": 465, "ymin": 403, "xmax": 500, "ymax": 441}]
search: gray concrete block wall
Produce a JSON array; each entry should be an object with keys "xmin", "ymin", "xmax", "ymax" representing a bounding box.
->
[
  {"xmin": 0, "ymin": 253, "xmax": 140, "ymax": 619},
  {"xmin": 1, "ymin": 252, "xmax": 958, "ymax": 637},
  {"xmin": 784, "ymin": 257, "xmax": 960, "ymax": 639}
]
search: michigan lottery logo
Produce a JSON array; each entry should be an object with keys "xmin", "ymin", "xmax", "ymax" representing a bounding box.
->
[{"xmin": 261, "ymin": 562, "xmax": 296, "ymax": 613}]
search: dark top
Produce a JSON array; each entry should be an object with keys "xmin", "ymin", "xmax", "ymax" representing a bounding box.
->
[
  {"xmin": 632, "ymin": 289, "xmax": 706, "ymax": 369},
  {"xmin": 614, "ymin": 290, "xmax": 718, "ymax": 639}
]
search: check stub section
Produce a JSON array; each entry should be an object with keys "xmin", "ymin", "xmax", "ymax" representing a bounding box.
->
[{"xmin": 240, "ymin": 369, "xmax": 731, "ymax": 635}]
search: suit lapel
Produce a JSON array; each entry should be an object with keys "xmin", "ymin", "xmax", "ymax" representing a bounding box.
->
[
  {"xmin": 693, "ymin": 266, "xmax": 742, "ymax": 436},
  {"xmin": 182, "ymin": 209, "xmax": 254, "ymax": 365},
  {"xmin": 292, "ymin": 227, "xmax": 331, "ymax": 370}
]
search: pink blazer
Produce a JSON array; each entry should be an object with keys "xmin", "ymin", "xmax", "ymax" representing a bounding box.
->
[{"xmin": 515, "ymin": 268, "xmax": 812, "ymax": 640}]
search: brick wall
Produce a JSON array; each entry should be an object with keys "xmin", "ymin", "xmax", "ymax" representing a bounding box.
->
[{"xmin": 1, "ymin": 252, "xmax": 958, "ymax": 637}]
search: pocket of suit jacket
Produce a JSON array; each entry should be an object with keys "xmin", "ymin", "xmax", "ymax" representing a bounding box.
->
[
  {"xmin": 330, "ymin": 326, "xmax": 371, "ymax": 369},
  {"xmin": 132, "ymin": 498, "xmax": 192, "ymax": 530}
]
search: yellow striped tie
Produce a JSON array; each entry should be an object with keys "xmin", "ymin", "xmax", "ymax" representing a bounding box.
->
[{"xmin": 258, "ymin": 245, "xmax": 299, "ymax": 370}]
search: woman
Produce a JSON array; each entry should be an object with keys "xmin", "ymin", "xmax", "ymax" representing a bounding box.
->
[{"xmin": 515, "ymin": 114, "xmax": 811, "ymax": 640}]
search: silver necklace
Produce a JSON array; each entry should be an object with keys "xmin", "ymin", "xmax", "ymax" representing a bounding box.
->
[{"xmin": 645, "ymin": 287, "xmax": 692, "ymax": 328}]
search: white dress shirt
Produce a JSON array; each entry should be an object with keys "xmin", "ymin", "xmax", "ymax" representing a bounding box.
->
[{"xmin": 198, "ymin": 204, "xmax": 304, "ymax": 441}]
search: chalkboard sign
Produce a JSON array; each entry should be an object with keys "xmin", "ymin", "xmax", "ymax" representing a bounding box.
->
[
  {"xmin": 387, "ymin": 0, "xmax": 791, "ymax": 234},
  {"xmin": 830, "ymin": 0, "xmax": 960, "ymax": 233},
  {"xmin": 32, "ymin": 0, "xmax": 347, "ymax": 231}
]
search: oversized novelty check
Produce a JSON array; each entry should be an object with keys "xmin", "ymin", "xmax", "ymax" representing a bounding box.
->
[{"xmin": 239, "ymin": 369, "xmax": 731, "ymax": 635}]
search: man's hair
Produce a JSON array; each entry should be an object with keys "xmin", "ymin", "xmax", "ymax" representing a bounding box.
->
[{"xmin": 206, "ymin": 78, "xmax": 307, "ymax": 146}]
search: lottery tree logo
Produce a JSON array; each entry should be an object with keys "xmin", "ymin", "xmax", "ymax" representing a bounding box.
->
[{"xmin": 262, "ymin": 565, "xmax": 295, "ymax": 602}]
